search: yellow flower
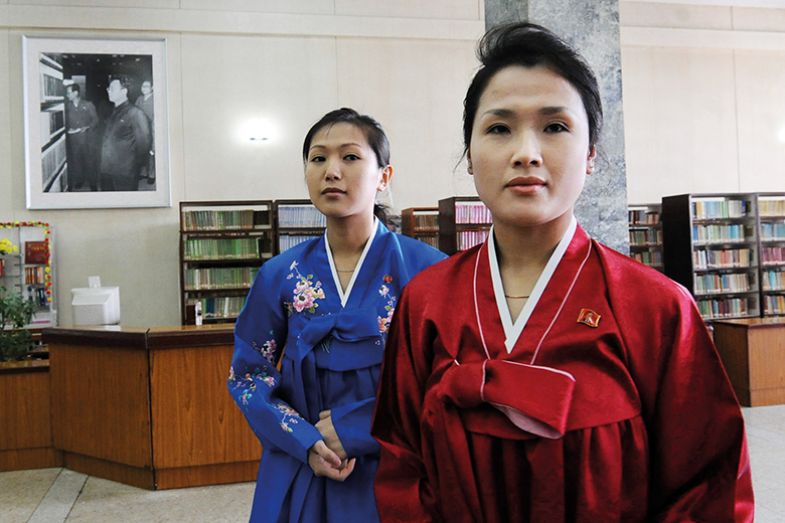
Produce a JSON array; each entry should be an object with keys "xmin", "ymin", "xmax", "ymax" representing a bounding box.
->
[{"xmin": 0, "ymin": 238, "xmax": 19, "ymax": 254}]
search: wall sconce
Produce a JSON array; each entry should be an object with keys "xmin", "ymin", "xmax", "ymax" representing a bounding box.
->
[{"xmin": 244, "ymin": 118, "xmax": 276, "ymax": 143}]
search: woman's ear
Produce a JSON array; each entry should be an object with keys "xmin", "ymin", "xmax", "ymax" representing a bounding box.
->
[
  {"xmin": 377, "ymin": 165, "xmax": 394, "ymax": 192},
  {"xmin": 586, "ymin": 145, "xmax": 597, "ymax": 175},
  {"xmin": 467, "ymin": 153, "xmax": 473, "ymax": 175}
]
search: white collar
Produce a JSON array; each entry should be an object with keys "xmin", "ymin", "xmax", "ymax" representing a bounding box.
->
[
  {"xmin": 325, "ymin": 218, "xmax": 378, "ymax": 307},
  {"xmin": 488, "ymin": 216, "xmax": 577, "ymax": 353}
]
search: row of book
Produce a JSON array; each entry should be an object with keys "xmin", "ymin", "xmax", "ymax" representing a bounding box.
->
[
  {"xmin": 692, "ymin": 224, "xmax": 752, "ymax": 244},
  {"xmin": 759, "ymin": 199, "xmax": 785, "ymax": 216},
  {"xmin": 696, "ymin": 297, "xmax": 754, "ymax": 319},
  {"xmin": 692, "ymin": 199, "xmax": 750, "ymax": 219},
  {"xmin": 763, "ymin": 295, "xmax": 785, "ymax": 315},
  {"xmin": 693, "ymin": 272, "xmax": 753, "ymax": 295},
  {"xmin": 184, "ymin": 267, "xmax": 259, "ymax": 291},
  {"xmin": 692, "ymin": 248, "xmax": 751, "ymax": 270},
  {"xmin": 24, "ymin": 266, "xmax": 46, "ymax": 285},
  {"xmin": 628, "ymin": 210, "xmax": 660, "ymax": 224},
  {"xmin": 455, "ymin": 202, "xmax": 492, "ymax": 225},
  {"xmin": 456, "ymin": 229, "xmax": 490, "ymax": 251},
  {"xmin": 761, "ymin": 222, "xmax": 785, "ymax": 240},
  {"xmin": 629, "ymin": 229, "xmax": 662, "ymax": 245},
  {"xmin": 278, "ymin": 234, "xmax": 321, "ymax": 252},
  {"xmin": 278, "ymin": 205, "xmax": 326, "ymax": 228},
  {"xmin": 409, "ymin": 214, "xmax": 438, "ymax": 230},
  {"xmin": 414, "ymin": 236, "xmax": 439, "ymax": 249},
  {"xmin": 42, "ymin": 136, "xmax": 66, "ymax": 181},
  {"xmin": 183, "ymin": 238, "xmax": 260, "ymax": 260},
  {"xmin": 762, "ymin": 246, "xmax": 785, "ymax": 265},
  {"xmin": 183, "ymin": 210, "xmax": 269, "ymax": 231},
  {"xmin": 190, "ymin": 296, "xmax": 246, "ymax": 320},
  {"xmin": 631, "ymin": 250, "xmax": 662, "ymax": 266},
  {"xmin": 762, "ymin": 269, "xmax": 785, "ymax": 291}
]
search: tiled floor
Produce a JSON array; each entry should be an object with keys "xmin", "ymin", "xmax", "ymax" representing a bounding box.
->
[{"xmin": 2, "ymin": 405, "xmax": 784, "ymax": 522}]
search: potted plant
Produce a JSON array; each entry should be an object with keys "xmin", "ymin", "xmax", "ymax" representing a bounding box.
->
[{"xmin": 0, "ymin": 285, "xmax": 36, "ymax": 361}]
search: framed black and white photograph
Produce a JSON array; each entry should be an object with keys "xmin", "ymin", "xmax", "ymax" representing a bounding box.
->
[{"xmin": 23, "ymin": 36, "xmax": 170, "ymax": 209}]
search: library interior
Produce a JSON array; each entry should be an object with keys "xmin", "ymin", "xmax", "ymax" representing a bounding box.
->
[{"xmin": 2, "ymin": 1, "xmax": 785, "ymax": 522}]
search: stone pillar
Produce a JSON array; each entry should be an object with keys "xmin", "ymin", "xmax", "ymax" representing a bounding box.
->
[{"xmin": 484, "ymin": 0, "xmax": 628, "ymax": 253}]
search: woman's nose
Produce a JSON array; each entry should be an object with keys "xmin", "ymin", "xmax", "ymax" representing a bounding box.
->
[
  {"xmin": 324, "ymin": 159, "xmax": 341, "ymax": 180},
  {"xmin": 511, "ymin": 131, "xmax": 543, "ymax": 168}
]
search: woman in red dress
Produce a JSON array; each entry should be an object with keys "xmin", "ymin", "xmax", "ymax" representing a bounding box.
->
[{"xmin": 372, "ymin": 22, "xmax": 754, "ymax": 522}]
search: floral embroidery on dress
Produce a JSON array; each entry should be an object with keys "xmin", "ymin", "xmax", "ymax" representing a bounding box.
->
[
  {"xmin": 274, "ymin": 401, "xmax": 303, "ymax": 433},
  {"xmin": 285, "ymin": 260, "xmax": 326, "ymax": 314},
  {"xmin": 229, "ymin": 366, "xmax": 277, "ymax": 406},
  {"xmin": 377, "ymin": 275, "xmax": 397, "ymax": 334},
  {"xmin": 252, "ymin": 335, "xmax": 278, "ymax": 365}
]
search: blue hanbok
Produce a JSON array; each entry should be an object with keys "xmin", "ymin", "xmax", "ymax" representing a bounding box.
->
[{"xmin": 228, "ymin": 219, "xmax": 446, "ymax": 523}]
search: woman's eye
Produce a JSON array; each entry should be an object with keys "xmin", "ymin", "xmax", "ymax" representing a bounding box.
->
[
  {"xmin": 309, "ymin": 155, "xmax": 325, "ymax": 163},
  {"xmin": 544, "ymin": 123, "xmax": 568, "ymax": 133},
  {"xmin": 487, "ymin": 124, "xmax": 509, "ymax": 135},
  {"xmin": 344, "ymin": 154, "xmax": 360, "ymax": 161}
]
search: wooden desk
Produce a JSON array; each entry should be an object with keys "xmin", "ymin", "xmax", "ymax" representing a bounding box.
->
[
  {"xmin": 713, "ymin": 318, "xmax": 785, "ymax": 407},
  {"xmin": 44, "ymin": 325, "xmax": 260, "ymax": 489},
  {"xmin": 0, "ymin": 359, "xmax": 63, "ymax": 471}
]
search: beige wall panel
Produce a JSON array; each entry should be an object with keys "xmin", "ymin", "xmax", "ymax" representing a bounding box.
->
[
  {"xmin": 182, "ymin": 0, "xmax": 333, "ymax": 15},
  {"xmin": 10, "ymin": 0, "xmax": 178, "ymax": 7},
  {"xmin": 180, "ymin": 34, "xmax": 337, "ymax": 201},
  {"xmin": 0, "ymin": 30, "xmax": 11, "ymax": 214},
  {"xmin": 621, "ymin": 46, "xmax": 739, "ymax": 204},
  {"xmin": 734, "ymin": 49, "xmax": 785, "ymax": 193},
  {"xmin": 336, "ymin": 38, "xmax": 478, "ymax": 208},
  {"xmin": 335, "ymin": 0, "xmax": 480, "ymax": 20},
  {"xmin": 620, "ymin": 1, "xmax": 732, "ymax": 30},
  {"xmin": 733, "ymin": 7, "xmax": 785, "ymax": 32}
]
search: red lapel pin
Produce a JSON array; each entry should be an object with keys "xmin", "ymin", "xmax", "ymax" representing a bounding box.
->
[{"xmin": 577, "ymin": 308, "xmax": 601, "ymax": 328}]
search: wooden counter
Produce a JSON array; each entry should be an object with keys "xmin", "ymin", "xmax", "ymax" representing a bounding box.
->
[
  {"xmin": 0, "ymin": 359, "xmax": 63, "ymax": 471},
  {"xmin": 713, "ymin": 318, "xmax": 785, "ymax": 407},
  {"xmin": 44, "ymin": 325, "xmax": 260, "ymax": 489}
]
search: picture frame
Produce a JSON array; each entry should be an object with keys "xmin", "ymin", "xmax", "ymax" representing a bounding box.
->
[{"xmin": 22, "ymin": 36, "xmax": 170, "ymax": 209}]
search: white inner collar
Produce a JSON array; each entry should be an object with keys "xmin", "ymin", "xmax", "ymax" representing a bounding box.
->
[
  {"xmin": 325, "ymin": 218, "xmax": 378, "ymax": 307},
  {"xmin": 488, "ymin": 216, "xmax": 577, "ymax": 353}
]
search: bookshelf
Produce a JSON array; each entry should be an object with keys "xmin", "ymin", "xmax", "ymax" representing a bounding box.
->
[
  {"xmin": 758, "ymin": 194, "xmax": 785, "ymax": 317},
  {"xmin": 438, "ymin": 197, "xmax": 492, "ymax": 255},
  {"xmin": 662, "ymin": 193, "xmax": 761, "ymax": 321},
  {"xmin": 0, "ymin": 222, "xmax": 57, "ymax": 328},
  {"xmin": 179, "ymin": 201, "xmax": 275, "ymax": 325},
  {"xmin": 401, "ymin": 207, "xmax": 439, "ymax": 249},
  {"xmin": 274, "ymin": 199, "xmax": 326, "ymax": 254},
  {"xmin": 628, "ymin": 204, "xmax": 663, "ymax": 271},
  {"xmin": 39, "ymin": 53, "xmax": 67, "ymax": 192}
]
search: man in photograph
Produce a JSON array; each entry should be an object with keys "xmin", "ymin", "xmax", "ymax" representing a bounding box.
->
[
  {"xmin": 135, "ymin": 79, "xmax": 155, "ymax": 184},
  {"xmin": 65, "ymin": 83, "xmax": 98, "ymax": 191},
  {"xmin": 99, "ymin": 75, "xmax": 151, "ymax": 191}
]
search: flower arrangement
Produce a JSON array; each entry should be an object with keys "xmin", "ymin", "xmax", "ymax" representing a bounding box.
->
[{"xmin": 0, "ymin": 238, "xmax": 19, "ymax": 255}]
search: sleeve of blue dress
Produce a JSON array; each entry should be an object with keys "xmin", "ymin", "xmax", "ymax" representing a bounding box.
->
[
  {"xmin": 228, "ymin": 263, "xmax": 323, "ymax": 464},
  {"xmin": 331, "ymin": 397, "xmax": 378, "ymax": 458}
]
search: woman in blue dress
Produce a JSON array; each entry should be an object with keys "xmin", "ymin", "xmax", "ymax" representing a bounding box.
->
[{"xmin": 228, "ymin": 108, "xmax": 446, "ymax": 522}]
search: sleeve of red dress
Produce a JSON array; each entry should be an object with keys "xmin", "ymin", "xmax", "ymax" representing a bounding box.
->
[
  {"xmin": 626, "ymin": 288, "xmax": 754, "ymax": 522},
  {"xmin": 372, "ymin": 286, "xmax": 437, "ymax": 522}
]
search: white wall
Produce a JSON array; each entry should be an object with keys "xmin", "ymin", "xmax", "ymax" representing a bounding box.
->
[
  {"xmin": 0, "ymin": 1, "xmax": 482, "ymax": 327},
  {"xmin": 620, "ymin": 0, "xmax": 785, "ymax": 203}
]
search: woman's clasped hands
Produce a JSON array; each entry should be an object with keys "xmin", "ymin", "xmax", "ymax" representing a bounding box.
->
[{"xmin": 308, "ymin": 409, "xmax": 356, "ymax": 481}]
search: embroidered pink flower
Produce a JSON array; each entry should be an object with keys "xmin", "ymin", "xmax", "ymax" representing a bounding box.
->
[{"xmin": 288, "ymin": 261, "xmax": 326, "ymax": 314}]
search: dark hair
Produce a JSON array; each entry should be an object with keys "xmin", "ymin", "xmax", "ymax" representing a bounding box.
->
[
  {"xmin": 463, "ymin": 22, "xmax": 603, "ymax": 153},
  {"xmin": 109, "ymin": 75, "xmax": 131, "ymax": 90},
  {"xmin": 302, "ymin": 108, "xmax": 391, "ymax": 223},
  {"xmin": 66, "ymin": 83, "xmax": 80, "ymax": 94}
]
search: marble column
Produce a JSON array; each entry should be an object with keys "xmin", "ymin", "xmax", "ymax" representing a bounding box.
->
[{"xmin": 484, "ymin": 0, "xmax": 628, "ymax": 253}]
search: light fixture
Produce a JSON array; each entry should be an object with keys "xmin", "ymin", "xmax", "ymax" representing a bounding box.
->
[{"xmin": 244, "ymin": 117, "xmax": 276, "ymax": 143}]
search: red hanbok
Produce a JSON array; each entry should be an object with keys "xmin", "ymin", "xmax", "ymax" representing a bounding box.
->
[{"xmin": 372, "ymin": 222, "xmax": 754, "ymax": 522}]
